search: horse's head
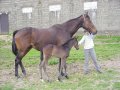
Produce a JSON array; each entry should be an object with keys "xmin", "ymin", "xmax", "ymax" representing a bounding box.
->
[
  {"xmin": 73, "ymin": 38, "xmax": 79, "ymax": 50},
  {"xmin": 81, "ymin": 13, "xmax": 97, "ymax": 35}
]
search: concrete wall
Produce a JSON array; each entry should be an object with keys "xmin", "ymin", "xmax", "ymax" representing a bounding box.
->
[
  {"xmin": 97, "ymin": 0, "xmax": 120, "ymax": 33},
  {"xmin": 0, "ymin": 0, "xmax": 120, "ymax": 35}
]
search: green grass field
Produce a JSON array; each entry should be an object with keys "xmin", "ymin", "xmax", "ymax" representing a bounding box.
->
[{"xmin": 0, "ymin": 35, "xmax": 120, "ymax": 90}]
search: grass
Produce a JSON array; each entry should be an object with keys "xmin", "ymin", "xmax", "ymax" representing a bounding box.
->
[
  {"xmin": 95, "ymin": 35, "xmax": 120, "ymax": 43},
  {"xmin": 0, "ymin": 35, "xmax": 120, "ymax": 68},
  {"xmin": 0, "ymin": 35, "xmax": 120, "ymax": 90},
  {"xmin": 0, "ymin": 69, "xmax": 120, "ymax": 90}
]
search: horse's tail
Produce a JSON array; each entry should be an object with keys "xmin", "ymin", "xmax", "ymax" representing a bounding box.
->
[{"xmin": 12, "ymin": 30, "xmax": 19, "ymax": 56}]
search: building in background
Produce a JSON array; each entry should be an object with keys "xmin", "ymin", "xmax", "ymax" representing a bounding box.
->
[{"xmin": 0, "ymin": 0, "xmax": 120, "ymax": 35}]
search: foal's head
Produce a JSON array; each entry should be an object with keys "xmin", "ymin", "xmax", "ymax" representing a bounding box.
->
[
  {"xmin": 67, "ymin": 38, "xmax": 79, "ymax": 50},
  {"xmin": 81, "ymin": 13, "xmax": 97, "ymax": 35},
  {"xmin": 73, "ymin": 38, "xmax": 79, "ymax": 50}
]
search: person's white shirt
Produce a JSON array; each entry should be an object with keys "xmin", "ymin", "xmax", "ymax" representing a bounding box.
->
[{"xmin": 78, "ymin": 33, "xmax": 94, "ymax": 49}]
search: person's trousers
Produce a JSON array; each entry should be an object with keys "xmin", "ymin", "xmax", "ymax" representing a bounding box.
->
[{"xmin": 84, "ymin": 48, "xmax": 101, "ymax": 72}]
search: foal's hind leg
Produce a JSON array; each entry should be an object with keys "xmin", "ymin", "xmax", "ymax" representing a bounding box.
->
[{"xmin": 40, "ymin": 57, "xmax": 50, "ymax": 82}]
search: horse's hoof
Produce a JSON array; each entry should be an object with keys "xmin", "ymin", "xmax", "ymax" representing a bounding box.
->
[
  {"xmin": 58, "ymin": 77, "xmax": 62, "ymax": 82},
  {"xmin": 47, "ymin": 79, "xmax": 52, "ymax": 83},
  {"xmin": 23, "ymin": 72, "xmax": 26, "ymax": 76},
  {"xmin": 65, "ymin": 75, "xmax": 69, "ymax": 79},
  {"xmin": 61, "ymin": 72, "xmax": 65, "ymax": 76}
]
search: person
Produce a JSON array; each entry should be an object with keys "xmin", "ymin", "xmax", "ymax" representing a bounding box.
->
[{"xmin": 78, "ymin": 30, "xmax": 102, "ymax": 74}]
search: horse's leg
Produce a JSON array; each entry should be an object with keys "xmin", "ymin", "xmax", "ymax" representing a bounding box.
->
[
  {"xmin": 40, "ymin": 51, "xmax": 43, "ymax": 64},
  {"xmin": 15, "ymin": 56, "xmax": 20, "ymax": 78},
  {"xmin": 39, "ymin": 51, "xmax": 43, "ymax": 79},
  {"xmin": 19, "ymin": 47, "xmax": 31, "ymax": 77},
  {"xmin": 39, "ymin": 60, "xmax": 43, "ymax": 79},
  {"xmin": 15, "ymin": 54, "xmax": 23, "ymax": 78},
  {"xmin": 59, "ymin": 58, "xmax": 64, "ymax": 76},
  {"xmin": 19, "ymin": 61, "xmax": 26, "ymax": 76}
]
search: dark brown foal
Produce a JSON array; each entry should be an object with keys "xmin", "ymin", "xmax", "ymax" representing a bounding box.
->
[{"xmin": 40, "ymin": 38, "xmax": 79, "ymax": 81}]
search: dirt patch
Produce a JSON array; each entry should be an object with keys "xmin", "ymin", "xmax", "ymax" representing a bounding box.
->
[
  {"xmin": 0, "ymin": 56, "xmax": 120, "ymax": 89},
  {"xmin": 101, "ymin": 56, "xmax": 120, "ymax": 72}
]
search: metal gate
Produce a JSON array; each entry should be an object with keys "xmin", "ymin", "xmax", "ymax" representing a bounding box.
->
[{"xmin": 0, "ymin": 13, "xmax": 9, "ymax": 34}]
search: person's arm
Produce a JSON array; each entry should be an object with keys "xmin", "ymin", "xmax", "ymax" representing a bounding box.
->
[
  {"xmin": 78, "ymin": 36, "xmax": 85, "ymax": 45},
  {"xmin": 91, "ymin": 33, "xmax": 95, "ymax": 39}
]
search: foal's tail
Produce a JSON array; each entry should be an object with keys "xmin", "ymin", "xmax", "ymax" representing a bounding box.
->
[{"xmin": 12, "ymin": 30, "xmax": 19, "ymax": 56}]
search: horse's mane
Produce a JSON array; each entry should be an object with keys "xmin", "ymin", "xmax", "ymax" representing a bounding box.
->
[
  {"xmin": 63, "ymin": 15, "xmax": 82, "ymax": 24},
  {"xmin": 65, "ymin": 14, "xmax": 90, "ymax": 24}
]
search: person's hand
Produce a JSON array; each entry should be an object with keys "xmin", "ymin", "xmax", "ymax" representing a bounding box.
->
[{"xmin": 78, "ymin": 42, "xmax": 81, "ymax": 45}]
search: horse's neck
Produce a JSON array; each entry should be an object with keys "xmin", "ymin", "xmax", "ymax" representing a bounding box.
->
[{"xmin": 63, "ymin": 16, "xmax": 83, "ymax": 36}]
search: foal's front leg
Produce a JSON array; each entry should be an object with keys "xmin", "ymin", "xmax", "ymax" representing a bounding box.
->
[
  {"xmin": 58, "ymin": 59, "xmax": 66, "ymax": 81},
  {"xmin": 59, "ymin": 58, "xmax": 65, "ymax": 76},
  {"xmin": 39, "ymin": 61, "xmax": 43, "ymax": 80}
]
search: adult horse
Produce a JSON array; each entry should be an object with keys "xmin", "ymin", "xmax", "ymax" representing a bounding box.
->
[{"xmin": 12, "ymin": 13, "xmax": 97, "ymax": 78}]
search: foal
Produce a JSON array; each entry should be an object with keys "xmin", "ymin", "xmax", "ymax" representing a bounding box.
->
[{"xmin": 40, "ymin": 38, "xmax": 79, "ymax": 81}]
